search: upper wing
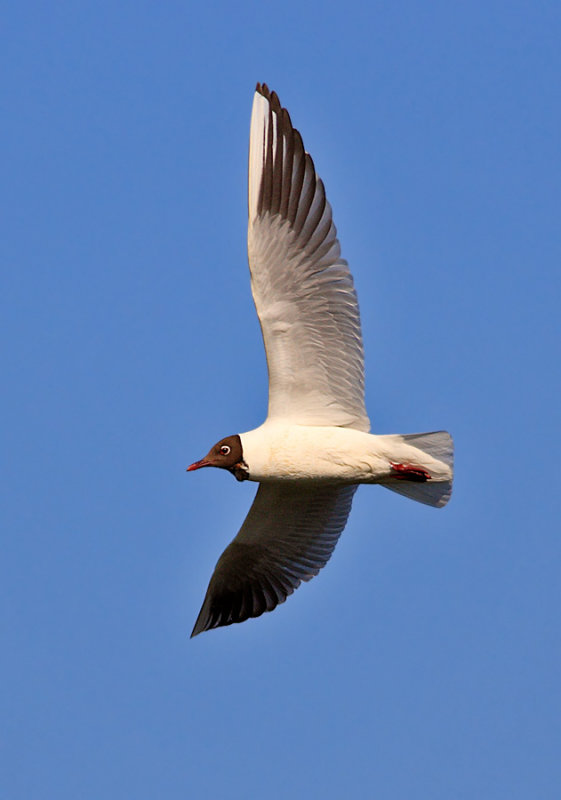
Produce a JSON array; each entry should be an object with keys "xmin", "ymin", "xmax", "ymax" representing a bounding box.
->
[
  {"xmin": 247, "ymin": 84, "xmax": 370, "ymax": 432},
  {"xmin": 191, "ymin": 482, "xmax": 357, "ymax": 636}
]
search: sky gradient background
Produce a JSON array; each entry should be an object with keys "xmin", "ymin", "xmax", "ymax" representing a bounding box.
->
[{"xmin": 2, "ymin": 2, "xmax": 561, "ymax": 798}]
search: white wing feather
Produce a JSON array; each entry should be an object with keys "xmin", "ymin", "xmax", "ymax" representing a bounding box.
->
[{"xmin": 248, "ymin": 85, "xmax": 370, "ymax": 432}]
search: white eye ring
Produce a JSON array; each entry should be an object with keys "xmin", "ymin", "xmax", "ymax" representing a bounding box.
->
[{"xmin": 220, "ymin": 445, "xmax": 231, "ymax": 456}]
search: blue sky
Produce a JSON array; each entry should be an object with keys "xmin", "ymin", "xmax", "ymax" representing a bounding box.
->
[{"xmin": 2, "ymin": 1, "xmax": 560, "ymax": 797}]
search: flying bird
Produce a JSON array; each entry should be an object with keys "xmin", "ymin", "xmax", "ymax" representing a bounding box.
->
[{"xmin": 188, "ymin": 84, "xmax": 453, "ymax": 637}]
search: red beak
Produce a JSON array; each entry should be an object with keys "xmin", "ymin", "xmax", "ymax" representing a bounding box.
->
[{"xmin": 186, "ymin": 459, "xmax": 210, "ymax": 472}]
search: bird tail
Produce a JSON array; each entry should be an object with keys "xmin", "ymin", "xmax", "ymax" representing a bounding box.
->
[{"xmin": 379, "ymin": 431, "xmax": 454, "ymax": 508}]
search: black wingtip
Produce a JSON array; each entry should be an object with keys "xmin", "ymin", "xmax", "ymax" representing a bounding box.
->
[
  {"xmin": 190, "ymin": 621, "xmax": 207, "ymax": 638},
  {"xmin": 256, "ymin": 82, "xmax": 274, "ymax": 102},
  {"xmin": 190, "ymin": 608, "xmax": 209, "ymax": 638}
]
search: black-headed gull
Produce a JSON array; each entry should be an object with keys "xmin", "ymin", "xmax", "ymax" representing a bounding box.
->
[{"xmin": 188, "ymin": 84, "xmax": 453, "ymax": 637}]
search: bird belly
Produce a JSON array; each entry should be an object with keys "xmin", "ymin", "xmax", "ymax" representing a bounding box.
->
[{"xmin": 240, "ymin": 424, "xmax": 392, "ymax": 483}]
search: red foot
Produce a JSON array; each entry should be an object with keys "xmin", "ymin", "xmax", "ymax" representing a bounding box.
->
[{"xmin": 390, "ymin": 463, "xmax": 431, "ymax": 482}]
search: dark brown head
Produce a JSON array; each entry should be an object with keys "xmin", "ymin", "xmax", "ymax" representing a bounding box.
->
[{"xmin": 187, "ymin": 435, "xmax": 248, "ymax": 481}]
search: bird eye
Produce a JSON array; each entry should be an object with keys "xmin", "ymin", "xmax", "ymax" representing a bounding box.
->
[{"xmin": 220, "ymin": 445, "xmax": 231, "ymax": 456}]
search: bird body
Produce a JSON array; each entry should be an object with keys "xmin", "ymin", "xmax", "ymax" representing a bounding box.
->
[
  {"xmin": 187, "ymin": 84, "xmax": 454, "ymax": 636},
  {"xmin": 240, "ymin": 423, "xmax": 452, "ymax": 487}
]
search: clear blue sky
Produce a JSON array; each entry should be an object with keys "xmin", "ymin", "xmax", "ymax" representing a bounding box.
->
[{"xmin": 2, "ymin": 2, "xmax": 560, "ymax": 798}]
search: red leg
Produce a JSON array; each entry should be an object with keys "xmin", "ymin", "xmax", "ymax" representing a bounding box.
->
[{"xmin": 390, "ymin": 463, "xmax": 431, "ymax": 482}]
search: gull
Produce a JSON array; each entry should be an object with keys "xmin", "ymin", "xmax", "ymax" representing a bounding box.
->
[{"xmin": 187, "ymin": 84, "xmax": 453, "ymax": 637}]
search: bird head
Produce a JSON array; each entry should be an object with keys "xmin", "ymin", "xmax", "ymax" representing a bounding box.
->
[{"xmin": 187, "ymin": 434, "xmax": 248, "ymax": 481}]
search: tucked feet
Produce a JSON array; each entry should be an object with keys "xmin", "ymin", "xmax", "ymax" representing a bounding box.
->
[{"xmin": 390, "ymin": 463, "xmax": 431, "ymax": 482}]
